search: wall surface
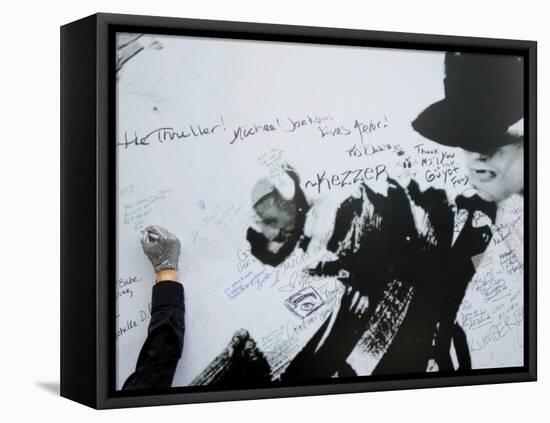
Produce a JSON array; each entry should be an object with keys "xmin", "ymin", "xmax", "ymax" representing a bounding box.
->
[{"xmin": 2, "ymin": 0, "xmax": 546, "ymax": 421}]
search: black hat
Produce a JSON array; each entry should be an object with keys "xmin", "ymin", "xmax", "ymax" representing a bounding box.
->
[{"xmin": 412, "ymin": 52, "xmax": 523, "ymax": 153}]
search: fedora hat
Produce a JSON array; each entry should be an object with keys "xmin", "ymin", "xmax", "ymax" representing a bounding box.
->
[{"xmin": 412, "ymin": 52, "xmax": 524, "ymax": 153}]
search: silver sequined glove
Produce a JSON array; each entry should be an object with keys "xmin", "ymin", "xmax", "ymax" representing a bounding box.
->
[{"xmin": 140, "ymin": 225, "xmax": 181, "ymax": 272}]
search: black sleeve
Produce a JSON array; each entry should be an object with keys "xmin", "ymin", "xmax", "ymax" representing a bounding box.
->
[{"xmin": 122, "ymin": 281, "xmax": 185, "ymax": 390}]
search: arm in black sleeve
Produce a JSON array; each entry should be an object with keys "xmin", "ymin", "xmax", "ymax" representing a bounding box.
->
[{"xmin": 122, "ymin": 281, "xmax": 185, "ymax": 390}]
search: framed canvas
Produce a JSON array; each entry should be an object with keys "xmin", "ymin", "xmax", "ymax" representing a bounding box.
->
[{"xmin": 60, "ymin": 13, "xmax": 537, "ymax": 409}]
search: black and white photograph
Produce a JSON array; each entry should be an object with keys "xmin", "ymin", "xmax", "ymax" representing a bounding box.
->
[{"xmin": 114, "ymin": 32, "xmax": 527, "ymax": 391}]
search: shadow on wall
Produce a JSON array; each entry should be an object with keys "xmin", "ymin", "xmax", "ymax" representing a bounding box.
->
[{"xmin": 36, "ymin": 381, "xmax": 60, "ymax": 396}]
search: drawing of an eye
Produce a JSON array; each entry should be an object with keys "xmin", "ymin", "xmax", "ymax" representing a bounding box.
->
[
  {"xmin": 292, "ymin": 293, "xmax": 315, "ymax": 305},
  {"xmin": 284, "ymin": 287, "xmax": 324, "ymax": 318}
]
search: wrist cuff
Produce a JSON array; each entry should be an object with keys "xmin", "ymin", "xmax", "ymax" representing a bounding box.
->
[{"xmin": 151, "ymin": 281, "xmax": 184, "ymax": 309}]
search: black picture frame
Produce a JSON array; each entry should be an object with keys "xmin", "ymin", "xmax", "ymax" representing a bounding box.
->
[{"xmin": 60, "ymin": 12, "xmax": 537, "ymax": 409}]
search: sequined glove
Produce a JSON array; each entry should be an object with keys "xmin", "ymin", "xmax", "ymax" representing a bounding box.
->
[{"xmin": 140, "ymin": 225, "xmax": 181, "ymax": 272}]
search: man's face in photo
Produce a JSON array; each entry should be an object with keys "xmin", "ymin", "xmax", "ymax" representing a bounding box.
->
[
  {"xmin": 462, "ymin": 140, "xmax": 524, "ymax": 203},
  {"xmin": 252, "ymin": 191, "xmax": 298, "ymax": 243}
]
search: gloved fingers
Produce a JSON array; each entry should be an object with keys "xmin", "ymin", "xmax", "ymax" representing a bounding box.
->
[
  {"xmin": 140, "ymin": 228, "xmax": 155, "ymax": 250},
  {"xmin": 140, "ymin": 228, "xmax": 149, "ymax": 245},
  {"xmin": 143, "ymin": 225, "xmax": 161, "ymax": 239},
  {"xmin": 143, "ymin": 225, "xmax": 180, "ymax": 243},
  {"xmin": 141, "ymin": 227, "xmax": 161, "ymax": 250},
  {"xmin": 155, "ymin": 225, "xmax": 178, "ymax": 241},
  {"xmin": 145, "ymin": 225, "xmax": 168, "ymax": 240}
]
